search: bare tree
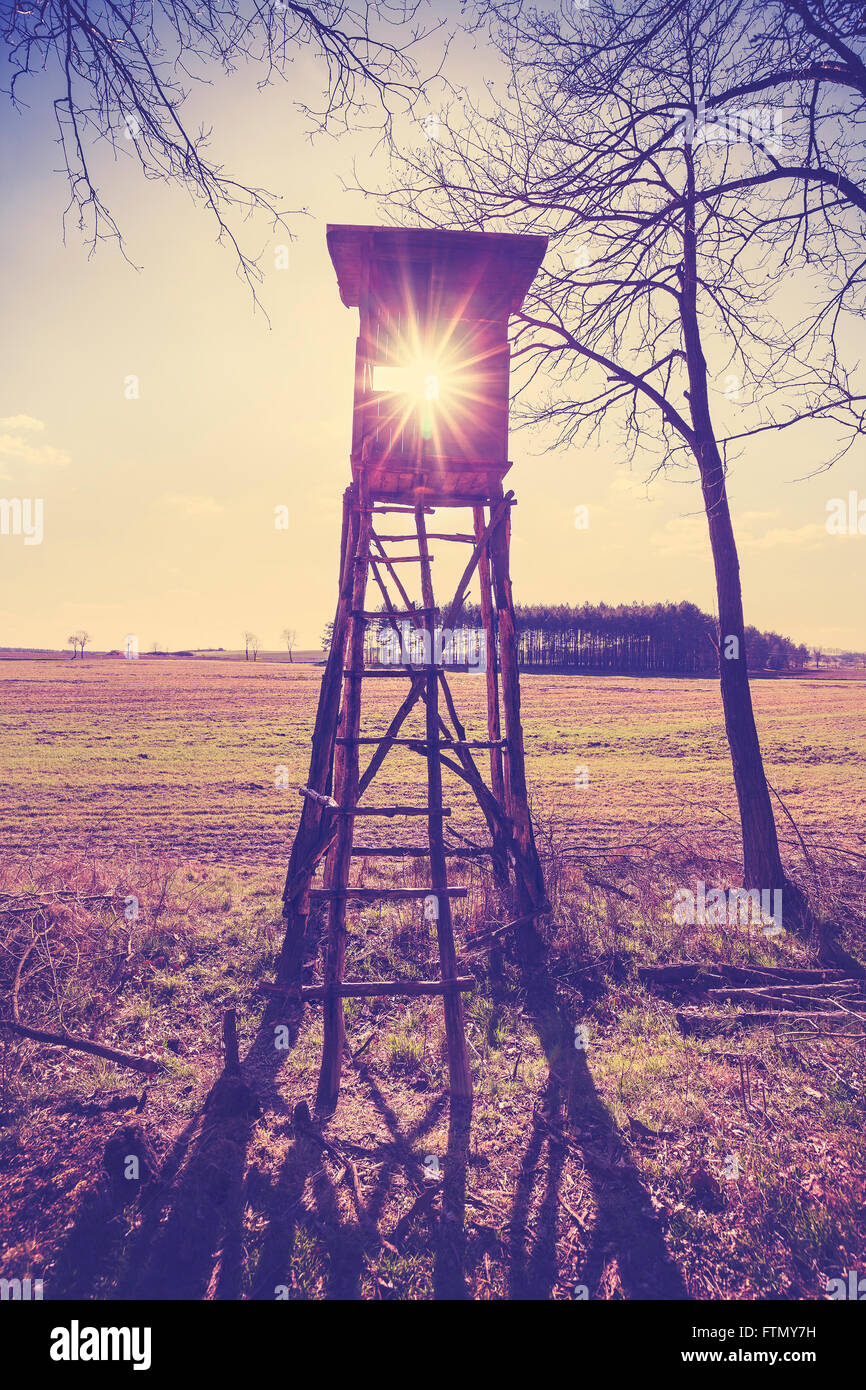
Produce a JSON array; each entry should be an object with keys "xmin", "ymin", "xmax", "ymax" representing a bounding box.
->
[
  {"xmin": 4, "ymin": 1, "xmax": 437, "ymax": 294},
  {"xmin": 243, "ymin": 630, "xmax": 259, "ymax": 662},
  {"xmin": 281, "ymin": 627, "xmax": 297, "ymax": 663},
  {"xmin": 67, "ymin": 628, "xmax": 91, "ymax": 658},
  {"xmin": 381, "ymin": 0, "xmax": 866, "ymax": 911},
  {"xmin": 548, "ymin": 0, "xmax": 866, "ymax": 331}
]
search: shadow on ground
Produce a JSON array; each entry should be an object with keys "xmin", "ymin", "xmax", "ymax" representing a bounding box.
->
[{"xmin": 46, "ymin": 963, "xmax": 687, "ymax": 1301}]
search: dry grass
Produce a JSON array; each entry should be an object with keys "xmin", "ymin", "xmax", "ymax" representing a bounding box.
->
[{"xmin": 0, "ymin": 660, "xmax": 864, "ymax": 1300}]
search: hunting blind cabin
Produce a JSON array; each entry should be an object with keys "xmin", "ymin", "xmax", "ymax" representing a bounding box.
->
[{"xmin": 270, "ymin": 224, "xmax": 550, "ymax": 1117}]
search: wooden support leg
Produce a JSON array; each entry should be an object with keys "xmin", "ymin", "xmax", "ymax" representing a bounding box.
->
[
  {"xmin": 487, "ymin": 488, "xmax": 549, "ymax": 948},
  {"xmin": 273, "ymin": 488, "xmax": 357, "ymax": 999},
  {"xmin": 473, "ymin": 503, "xmax": 509, "ymax": 888},
  {"xmin": 417, "ymin": 505, "xmax": 473, "ymax": 1102},
  {"xmin": 316, "ymin": 484, "xmax": 372, "ymax": 1115}
]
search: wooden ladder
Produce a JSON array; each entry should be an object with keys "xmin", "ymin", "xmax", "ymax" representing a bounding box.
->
[
  {"xmin": 269, "ymin": 480, "xmax": 548, "ymax": 1119},
  {"xmin": 315, "ymin": 487, "xmax": 473, "ymax": 1115}
]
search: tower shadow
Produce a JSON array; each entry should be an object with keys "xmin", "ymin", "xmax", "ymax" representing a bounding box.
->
[
  {"xmin": 45, "ymin": 1006, "xmax": 300, "ymax": 1301},
  {"xmin": 505, "ymin": 962, "xmax": 689, "ymax": 1301},
  {"xmin": 247, "ymin": 1058, "xmax": 454, "ymax": 1300},
  {"xmin": 44, "ymin": 959, "xmax": 687, "ymax": 1301}
]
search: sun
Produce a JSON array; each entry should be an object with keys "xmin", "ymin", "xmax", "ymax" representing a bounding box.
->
[
  {"xmin": 367, "ymin": 297, "xmax": 505, "ymax": 461},
  {"xmin": 371, "ymin": 358, "xmax": 443, "ymax": 402}
]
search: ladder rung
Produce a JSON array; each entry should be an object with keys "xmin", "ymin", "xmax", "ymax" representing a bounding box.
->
[
  {"xmin": 361, "ymin": 555, "xmax": 431, "ymax": 564},
  {"xmin": 370, "ymin": 505, "xmax": 435, "ymax": 515},
  {"xmin": 262, "ymin": 977, "xmax": 474, "ymax": 1000},
  {"xmin": 335, "ymin": 736, "xmax": 507, "ymax": 748},
  {"xmin": 309, "ymin": 887, "xmax": 468, "ymax": 901},
  {"xmin": 379, "ymin": 534, "xmax": 475, "ymax": 543},
  {"xmin": 352, "ymin": 846, "xmax": 430, "ymax": 856},
  {"xmin": 343, "ymin": 668, "xmax": 432, "ymax": 677},
  {"xmin": 353, "ymin": 608, "xmax": 436, "ymax": 620},
  {"xmin": 336, "ymin": 736, "xmax": 430, "ymax": 746},
  {"xmin": 345, "ymin": 806, "xmax": 451, "ymax": 817},
  {"xmin": 351, "ymin": 847, "xmax": 492, "ymax": 858}
]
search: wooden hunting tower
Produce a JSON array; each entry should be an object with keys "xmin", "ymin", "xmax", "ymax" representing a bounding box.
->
[{"xmin": 271, "ymin": 224, "xmax": 549, "ymax": 1117}]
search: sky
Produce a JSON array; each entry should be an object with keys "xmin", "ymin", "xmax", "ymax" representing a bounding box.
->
[{"xmin": 0, "ymin": 5, "xmax": 863, "ymax": 654}]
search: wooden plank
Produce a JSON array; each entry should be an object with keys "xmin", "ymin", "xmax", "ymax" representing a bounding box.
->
[
  {"xmin": 351, "ymin": 846, "xmax": 492, "ymax": 858},
  {"xmin": 370, "ymin": 504, "xmax": 435, "ymax": 514},
  {"xmin": 353, "ymin": 608, "xmax": 436, "ymax": 619},
  {"xmin": 262, "ymin": 977, "xmax": 475, "ymax": 1000},
  {"xmin": 364, "ymin": 555, "xmax": 431, "ymax": 564},
  {"xmin": 309, "ymin": 887, "xmax": 468, "ymax": 901},
  {"xmin": 379, "ymin": 533, "xmax": 475, "ymax": 543},
  {"xmin": 417, "ymin": 504, "xmax": 473, "ymax": 1102},
  {"xmin": 316, "ymin": 480, "xmax": 372, "ymax": 1116},
  {"xmin": 487, "ymin": 485, "xmax": 549, "ymax": 927},
  {"xmin": 343, "ymin": 668, "xmax": 433, "ymax": 677},
  {"xmin": 336, "ymin": 736, "xmax": 507, "ymax": 748},
  {"xmin": 474, "ymin": 501, "xmax": 507, "ymax": 884},
  {"xmin": 273, "ymin": 486, "xmax": 356, "ymax": 987}
]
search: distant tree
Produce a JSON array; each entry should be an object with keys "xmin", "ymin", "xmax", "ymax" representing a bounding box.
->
[
  {"xmin": 813, "ymin": 648, "xmax": 823, "ymax": 669},
  {"xmin": 321, "ymin": 620, "xmax": 335, "ymax": 656},
  {"xmin": 243, "ymin": 630, "xmax": 260, "ymax": 662},
  {"xmin": 67, "ymin": 629, "xmax": 90, "ymax": 658},
  {"xmin": 477, "ymin": 600, "xmax": 807, "ymax": 676},
  {"xmin": 67, "ymin": 633, "xmax": 78, "ymax": 659},
  {"xmin": 281, "ymin": 628, "xmax": 297, "ymax": 663}
]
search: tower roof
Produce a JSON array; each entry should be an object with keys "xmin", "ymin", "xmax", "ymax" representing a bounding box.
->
[{"xmin": 327, "ymin": 224, "xmax": 547, "ymax": 317}]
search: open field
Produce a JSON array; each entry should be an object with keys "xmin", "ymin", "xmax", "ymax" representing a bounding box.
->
[
  {"xmin": 1, "ymin": 660, "xmax": 865, "ymax": 1301},
  {"xmin": 2, "ymin": 659, "xmax": 864, "ymax": 862}
]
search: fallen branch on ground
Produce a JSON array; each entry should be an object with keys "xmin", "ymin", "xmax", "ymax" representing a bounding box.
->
[{"xmin": 0, "ymin": 1019, "xmax": 161, "ymax": 1074}]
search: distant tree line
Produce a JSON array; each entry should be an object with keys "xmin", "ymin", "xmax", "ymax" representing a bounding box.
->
[{"xmin": 459, "ymin": 601, "xmax": 809, "ymax": 675}]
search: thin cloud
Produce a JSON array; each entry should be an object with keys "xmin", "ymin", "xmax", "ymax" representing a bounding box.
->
[
  {"xmin": 0, "ymin": 432, "xmax": 70, "ymax": 467},
  {"xmin": 652, "ymin": 514, "xmax": 828, "ymax": 556},
  {"xmin": 0, "ymin": 415, "xmax": 45, "ymax": 432}
]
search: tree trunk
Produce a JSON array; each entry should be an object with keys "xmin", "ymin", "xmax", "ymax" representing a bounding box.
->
[{"xmin": 680, "ymin": 149, "xmax": 796, "ymax": 905}]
